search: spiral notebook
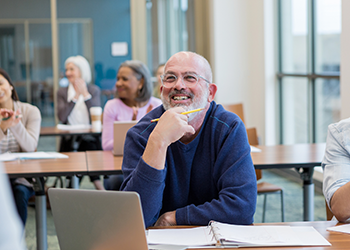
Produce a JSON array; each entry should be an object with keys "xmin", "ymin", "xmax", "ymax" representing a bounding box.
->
[{"xmin": 147, "ymin": 221, "xmax": 331, "ymax": 248}]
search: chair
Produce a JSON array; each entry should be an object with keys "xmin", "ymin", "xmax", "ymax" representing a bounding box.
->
[
  {"xmin": 222, "ymin": 103, "xmax": 245, "ymax": 124},
  {"xmin": 246, "ymin": 127, "xmax": 285, "ymax": 222}
]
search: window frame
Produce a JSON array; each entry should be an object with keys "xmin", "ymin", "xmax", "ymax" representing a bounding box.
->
[{"xmin": 277, "ymin": 0, "xmax": 340, "ymax": 144}]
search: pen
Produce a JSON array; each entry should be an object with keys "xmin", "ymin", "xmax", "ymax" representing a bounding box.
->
[
  {"xmin": 150, "ymin": 108, "xmax": 204, "ymax": 123},
  {"xmin": 2, "ymin": 114, "xmax": 23, "ymax": 121}
]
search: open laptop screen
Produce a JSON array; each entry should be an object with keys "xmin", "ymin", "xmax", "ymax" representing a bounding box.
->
[{"xmin": 48, "ymin": 189, "xmax": 148, "ymax": 250}]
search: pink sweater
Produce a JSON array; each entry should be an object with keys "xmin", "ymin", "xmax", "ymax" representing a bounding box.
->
[{"xmin": 102, "ymin": 97, "xmax": 162, "ymax": 150}]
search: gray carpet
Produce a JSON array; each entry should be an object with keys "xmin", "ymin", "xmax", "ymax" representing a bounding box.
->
[{"xmin": 23, "ymin": 170, "xmax": 327, "ymax": 250}]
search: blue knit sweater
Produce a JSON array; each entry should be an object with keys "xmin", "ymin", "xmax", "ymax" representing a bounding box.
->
[{"xmin": 121, "ymin": 101, "xmax": 257, "ymax": 228}]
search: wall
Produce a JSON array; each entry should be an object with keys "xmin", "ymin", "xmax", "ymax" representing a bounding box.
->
[
  {"xmin": 210, "ymin": 0, "xmax": 277, "ymax": 145},
  {"xmin": 57, "ymin": 0, "xmax": 131, "ymax": 86},
  {"xmin": 0, "ymin": 0, "xmax": 132, "ymax": 87}
]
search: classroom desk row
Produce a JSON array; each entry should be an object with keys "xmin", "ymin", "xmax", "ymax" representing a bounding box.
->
[
  {"xmin": 8, "ymin": 129, "xmax": 327, "ymax": 250},
  {"xmin": 4, "ymin": 151, "xmax": 123, "ymax": 250}
]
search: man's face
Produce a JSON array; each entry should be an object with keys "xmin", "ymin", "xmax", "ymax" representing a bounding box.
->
[{"xmin": 160, "ymin": 54, "xmax": 210, "ymax": 121}]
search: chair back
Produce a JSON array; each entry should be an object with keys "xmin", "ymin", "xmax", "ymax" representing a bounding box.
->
[
  {"xmin": 246, "ymin": 127, "xmax": 262, "ymax": 181},
  {"xmin": 246, "ymin": 127, "xmax": 258, "ymax": 145},
  {"xmin": 223, "ymin": 103, "xmax": 245, "ymax": 124}
]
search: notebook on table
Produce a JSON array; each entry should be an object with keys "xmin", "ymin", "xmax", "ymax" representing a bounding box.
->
[
  {"xmin": 48, "ymin": 189, "xmax": 148, "ymax": 250},
  {"xmin": 112, "ymin": 121, "xmax": 137, "ymax": 156}
]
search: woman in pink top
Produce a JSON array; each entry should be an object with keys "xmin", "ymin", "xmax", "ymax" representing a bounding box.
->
[
  {"xmin": 102, "ymin": 60, "xmax": 162, "ymax": 151},
  {"xmin": 102, "ymin": 60, "xmax": 161, "ymax": 190}
]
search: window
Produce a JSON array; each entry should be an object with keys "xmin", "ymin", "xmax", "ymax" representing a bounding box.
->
[
  {"xmin": 278, "ymin": 0, "xmax": 341, "ymax": 144},
  {"xmin": 146, "ymin": 0, "xmax": 195, "ymax": 75}
]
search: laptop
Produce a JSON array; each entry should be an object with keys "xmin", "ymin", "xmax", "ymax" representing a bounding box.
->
[
  {"xmin": 48, "ymin": 188, "xmax": 148, "ymax": 250},
  {"xmin": 112, "ymin": 121, "xmax": 138, "ymax": 156}
]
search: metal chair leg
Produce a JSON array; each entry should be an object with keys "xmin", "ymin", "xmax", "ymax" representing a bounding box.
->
[
  {"xmin": 262, "ymin": 194, "xmax": 267, "ymax": 223},
  {"xmin": 280, "ymin": 190, "xmax": 285, "ymax": 222}
]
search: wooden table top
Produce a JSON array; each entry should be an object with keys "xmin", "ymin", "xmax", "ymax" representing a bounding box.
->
[
  {"xmin": 153, "ymin": 221, "xmax": 350, "ymax": 249},
  {"xmin": 251, "ymin": 143, "xmax": 326, "ymax": 169},
  {"xmin": 4, "ymin": 152, "xmax": 88, "ymax": 178},
  {"xmin": 40, "ymin": 126, "xmax": 101, "ymax": 137},
  {"xmin": 86, "ymin": 151, "xmax": 122, "ymax": 175},
  {"xmin": 83, "ymin": 143, "xmax": 327, "ymax": 175}
]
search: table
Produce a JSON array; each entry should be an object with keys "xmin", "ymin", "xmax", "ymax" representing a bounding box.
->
[
  {"xmin": 86, "ymin": 143, "xmax": 326, "ymax": 222},
  {"xmin": 4, "ymin": 152, "xmax": 88, "ymax": 250},
  {"xmin": 40, "ymin": 126, "xmax": 101, "ymax": 137},
  {"xmin": 40, "ymin": 126, "xmax": 102, "ymax": 188},
  {"xmin": 86, "ymin": 151, "xmax": 122, "ymax": 175},
  {"xmin": 155, "ymin": 221, "xmax": 349, "ymax": 249},
  {"xmin": 251, "ymin": 143, "xmax": 326, "ymax": 221}
]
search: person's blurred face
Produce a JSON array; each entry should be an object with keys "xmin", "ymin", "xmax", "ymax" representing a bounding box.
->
[
  {"xmin": 116, "ymin": 66, "xmax": 143, "ymax": 101},
  {"xmin": 160, "ymin": 53, "xmax": 213, "ymax": 121},
  {"xmin": 65, "ymin": 63, "xmax": 81, "ymax": 83},
  {"xmin": 0, "ymin": 74, "xmax": 13, "ymax": 106},
  {"xmin": 156, "ymin": 65, "xmax": 165, "ymax": 85}
]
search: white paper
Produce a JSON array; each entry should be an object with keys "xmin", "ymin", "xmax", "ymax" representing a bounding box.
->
[
  {"xmin": 212, "ymin": 222, "xmax": 303, "ymax": 245},
  {"xmin": 293, "ymin": 226, "xmax": 331, "ymax": 246},
  {"xmin": 148, "ymin": 245, "xmax": 187, "ymax": 250},
  {"xmin": 56, "ymin": 124, "xmax": 91, "ymax": 130},
  {"xmin": 147, "ymin": 222, "xmax": 331, "ymax": 247},
  {"xmin": 250, "ymin": 145, "xmax": 262, "ymax": 152},
  {"xmin": 0, "ymin": 152, "xmax": 68, "ymax": 162},
  {"xmin": 147, "ymin": 227, "xmax": 214, "ymax": 246},
  {"xmin": 327, "ymin": 224, "xmax": 350, "ymax": 234}
]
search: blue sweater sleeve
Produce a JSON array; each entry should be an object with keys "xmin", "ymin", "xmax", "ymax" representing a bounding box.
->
[{"xmin": 120, "ymin": 108, "xmax": 168, "ymax": 227}]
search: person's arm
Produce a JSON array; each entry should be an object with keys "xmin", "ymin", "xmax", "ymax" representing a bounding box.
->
[
  {"xmin": 101, "ymin": 100, "xmax": 116, "ymax": 151},
  {"xmin": 57, "ymin": 88, "xmax": 75, "ymax": 124},
  {"xmin": 121, "ymin": 107, "xmax": 195, "ymax": 227},
  {"xmin": 9, "ymin": 104, "xmax": 41, "ymax": 152},
  {"xmin": 330, "ymin": 182, "xmax": 350, "ymax": 221},
  {"xmin": 323, "ymin": 124, "xmax": 350, "ymax": 222},
  {"xmin": 85, "ymin": 85, "xmax": 101, "ymax": 111},
  {"xmin": 155, "ymin": 116, "xmax": 257, "ymax": 227},
  {"xmin": 0, "ymin": 109, "xmax": 15, "ymax": 142},
  {"xmin": 142, "ymin": 107, "xmax": 195, "ymax": 170},
  {"xmin": 174, "ymin": 119, "xmax": 257, "ymax": 226},
  {"xmin": 0, "ymin": 165, "xmax": 26, "ymax": 250}
]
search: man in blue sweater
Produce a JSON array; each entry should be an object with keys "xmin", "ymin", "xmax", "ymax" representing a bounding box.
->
[{"xmin": 121, "ymin": 51, "xmax": 257, "ymax": 228}]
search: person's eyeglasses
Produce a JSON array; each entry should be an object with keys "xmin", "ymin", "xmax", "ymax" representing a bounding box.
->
[{"xmin": 161, "ymin": 73, "xmax": 210, "ymax": 88}]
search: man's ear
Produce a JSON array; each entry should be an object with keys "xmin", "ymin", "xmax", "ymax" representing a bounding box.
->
[{"xmin": 208, "ymin": 83, "xmax": 217, "ymax": 102}]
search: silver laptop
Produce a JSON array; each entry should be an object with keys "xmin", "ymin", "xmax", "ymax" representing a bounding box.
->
[
  {"xmin": 112, "ymin": 121, "xmax": 137, "ymax": 156},
  {"xmin": 48, "ymin": 188, "xmax": 148, "ymax": 250}
]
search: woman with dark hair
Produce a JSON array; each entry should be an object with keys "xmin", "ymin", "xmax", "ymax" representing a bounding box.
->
[
  {"xmin": 102, "ymin": 60, "xmax": 161, "ymax": 190},
  {"xmin": 0, "ymin": 68, "xmax": 41, "ymax": 225},
  {"xmin": 102, "ymin": 60, "xmax": 161, "ymax": 151},
  {"xmin": 153, "ymin": 63, "xmax": 165, "ymax": 98}
]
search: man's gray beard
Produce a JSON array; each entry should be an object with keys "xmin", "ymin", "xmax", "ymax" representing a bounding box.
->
[{"xmin": 161, "ymin": 88, "xmax": 209, "ymax": 122}]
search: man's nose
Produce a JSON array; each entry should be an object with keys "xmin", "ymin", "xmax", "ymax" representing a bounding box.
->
[{"xmin": 173, "ymin": 76, "xmax": 186, "ymax": 89}]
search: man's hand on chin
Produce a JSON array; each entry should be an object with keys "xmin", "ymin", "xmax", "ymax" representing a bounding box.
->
[{"xmin": 154, "ymin": 211, "xmax": 177, "ymax": 226}]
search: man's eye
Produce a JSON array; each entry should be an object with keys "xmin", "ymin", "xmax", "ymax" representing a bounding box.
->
[
  {"xmin": 164, "ymin": 75, "xmax": 176, "ymax": 82},
  {"xmin": 184, "ymin": 75, "xmax": 197, "ymax": 82}
]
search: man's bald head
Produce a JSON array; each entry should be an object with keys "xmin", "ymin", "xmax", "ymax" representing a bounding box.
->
[{"xmin": 165, "ymin": 51, "xmax": 212, "ymax": 83}]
